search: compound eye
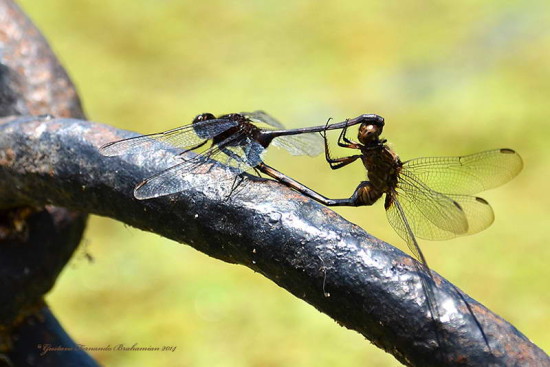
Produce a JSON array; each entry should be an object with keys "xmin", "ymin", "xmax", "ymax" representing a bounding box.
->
[
  {"xmin": 367, "ymin": 123, "xmax": 384, "ymax": 135},
  {"xmin": 361, "ymin": 124, "xmax": 380, "ymax": 135},
  {"xmin": 358, "ymin": 123, "xmax": 383, "ymax": 144},
  {"xmin": 193, "ymin": 113, "xmax": 216, "ymax": 123}
]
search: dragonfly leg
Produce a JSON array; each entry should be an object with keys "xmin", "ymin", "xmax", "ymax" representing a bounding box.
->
[
  {"xmin": 320, "ymin": 121, "xmax": 362, "ymax": 169},
  {"xmin": 326, "ymin": 154, "xmax": 362, "ymax": 170},
  {"xmin": 225, "ymin": 174, "xmax": 246, "ymax": 201},
  {"xmin": 253, "ymin": 167, "xmax": 263, "ymax": 178},
  {"xmin": 336, "ymin": 122, "xmax": 361, "ymax": 148}
]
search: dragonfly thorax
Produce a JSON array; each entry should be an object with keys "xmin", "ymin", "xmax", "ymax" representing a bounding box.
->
[{"xmin": 362, "ymin": 144, "xmax": 401, "ymax": 195}]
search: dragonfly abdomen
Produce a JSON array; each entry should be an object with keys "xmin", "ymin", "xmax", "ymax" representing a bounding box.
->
[{"xmin": 355, "ymin": 183, "xmax": 384, "ymax": 205}]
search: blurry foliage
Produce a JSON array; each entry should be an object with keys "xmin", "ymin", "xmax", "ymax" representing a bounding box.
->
[{"xmin": 17, "ymin": 0, "xmax": 550, "ymax": 365}]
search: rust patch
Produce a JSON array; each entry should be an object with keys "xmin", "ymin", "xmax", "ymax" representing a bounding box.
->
[
  {"xmin": 0, "ymin": 148, "xmax": 16, "ymax": 166},
  {"xmin": 0, "ymin": 0, "xmax": 85, "ymax": 119},
  {"xmin": 85, "ymin": 123, "xmax": 131, "ymax": 150}
]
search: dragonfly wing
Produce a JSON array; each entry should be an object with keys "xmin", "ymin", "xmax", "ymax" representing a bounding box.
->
[
  {"xmin": 133, "ymin": 159, "xmax": 200, "ymax": 200},
  {"xmin": 218, "ymin": 138, "xmax": 266, "ymax": 174},
  {"xmin": 396, "ymin": 169, "xmax": 468, "ymax": 239},
  {"xmin": 385, "ymin": 196, "xmax": 442, "ymax": 338},
  {"xmin": 100, "ymin": 127, "xmax": 196, "ymax": 156},
  {"xmin": 99, "ymin": 118, "xmax": 237, "ymax": 156},
  {"xmin": 445, "ymin": 194, "xmax": 495, "ymax": 235},
  {"xmin": 386, "ymin": 186, "xmax": 491, "ymax": 349},
  {"xmin": 271, "ymin": 133, "xmax": 324, "ymax": 156},
  {"xmin": 385, "ymin": 195, "xmax": 426, "ymax": 262},
  {"xmin": 402, "ymin": 149, "xmax": 523, "ymax": 195},
  {"xmin": 390, "ymin": 168, "xmax": 495, "ymax": 241},
  {"xmin": 243, "ymin": 110, "xmax": 324, "ymax": 156},
  {"xmin": 241, "ymin": 110, "xmax": 285, "ymax": 129},
  {"xmin": 191, "ymin": 118, "xmax": 238, "ymax": 139},
  {"xmin": 134, "ymin": 129, "xmax": 268, "ymax": 199},
  {"xmin": 133, "ymin": 139, "xmax": 234, "ymax": 200},
  {"xmin": 172, "ymin": 131, "xmax": 266, "ymax": 176},
  {"xmin": 388, "ymin": 171, "xmax": 490, "ymax": 240}
]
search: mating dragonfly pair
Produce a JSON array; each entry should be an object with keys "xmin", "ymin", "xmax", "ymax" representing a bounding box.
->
[
  {"xmin": 100, "ymin": 111, "xmax": 522, "ymax": 345},
  {"xmin": 100, "ymin": 110, "xmax": 522, "ymax": 260}
]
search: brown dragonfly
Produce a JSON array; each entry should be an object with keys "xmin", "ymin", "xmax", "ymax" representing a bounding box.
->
[
  {"xmin": 100, "ymin": 111, "xmax": 384, "ymax": 199},
  {"xmin": 259, "ymin": 117, "xmax": 523, "ymax": 347},
  {"xmin": 261, "ymin": 118, "xmax": 522, "ymax": 263}
]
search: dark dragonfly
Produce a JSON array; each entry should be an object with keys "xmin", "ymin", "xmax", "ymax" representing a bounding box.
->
[
  {"xmin": 100, "ymin": 111, "xmax": 384, "ymax": 200},
  {"xmin": 260, "ymin": 116, "xmax": 523, "ymax": 346}
]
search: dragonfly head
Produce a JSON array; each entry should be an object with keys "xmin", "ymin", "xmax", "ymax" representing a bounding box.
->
[
  {"xmin": 193, "ymin": 113, "xmax": 216, "ymax": 123},
  {"xmin": 192, "ymin": 113, "xmax": 218, "ymax": 139},
  {"xmin": 358, "ymin": 119, "xmax": 384, "ymax": 145}
]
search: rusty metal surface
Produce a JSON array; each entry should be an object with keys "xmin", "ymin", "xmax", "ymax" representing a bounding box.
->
[
  {"xmin": 0, "ymin": 0, "xmax": 85, "ymax": 118},
  {"xmin": 0, "ymin": 115, "xmax": 547, "ymax": 367},
  {"xmin": 0, "ymin": 0, "xmax": 91, "ymax": 365}
]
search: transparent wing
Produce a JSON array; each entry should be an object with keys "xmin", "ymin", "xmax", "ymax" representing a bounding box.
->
[
  {"xmin": 390, "ymin": 171, "xmax": 467, "ymax": 240},
  {"xmin": 385, "ymin": 195, "xmax": 426, "ymax": 261},
  {"xmin": 402, "ymin": 149, "xmax": 523, "ymax": 195},
  {"xmin": 243, "ymin": 110, "xmax": 324, "ymax": 156},
  {"xmin": 241, "ymin": 110, "xmax": 285, "ymax": 129},
  {"xmin": 387, "ymin": 168, "xmax": 495, "ymax": 241},
  {"xmin": 134, "ymin": 159, "xmax": 200, "ymax": 200},
  {"xmin": 444, "ymin": 194, "xmax": 495, "ymax": 235},
  {"xmin": 99, "ymin": 118, "xmax": 238, "ymax": 156},
  {"xmin": 385, "ymin": 197, "xmax": 442, "ymax": 343},
  {"xmin": 134, "ymin": 133, "xmax": 266, "ymax": 199},
  {"xmin": 217, "ymin": 138, "xmax": 266, "ymax": 171},
  {"xmin": 271, "ymin": 133, "xmax": 324, "ymax": 156},
  {"xmin": 386, "ymin": 186, "xmax": 491, "ymax": 349}
]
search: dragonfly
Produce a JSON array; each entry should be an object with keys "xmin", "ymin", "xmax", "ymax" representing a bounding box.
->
[
  {"xmin": 100, "ymin": 111, "xmax": 385, "ymax": 200},
  {"xmin": 259, "ymin": 116, "xmax": 523, "ymax": 348},
  {"xmin": 262, "ymin": 118, "xmax": 523, "ymax": 261}
]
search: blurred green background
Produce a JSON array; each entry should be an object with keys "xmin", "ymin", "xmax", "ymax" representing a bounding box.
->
[{"xmin": 18, "ymin": 0, "xmax": 549, "ymax": 365}]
